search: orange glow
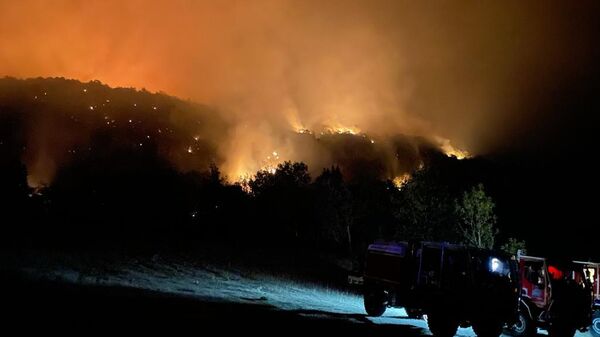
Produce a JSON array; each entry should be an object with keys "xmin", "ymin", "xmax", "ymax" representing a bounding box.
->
[
  {"xmin": 323, "ymin": 125, "xmax": 361, "ymax": 136},
  {"xmin": 1, "ymin": 0, "xmax": 500, "ymax": 185},
  {"xmin": 392, "ymin": 173, "xmax": 411, "ymax": 189},
  {"xmin": 436, "ymin": 137, "xmax": 471, "ymax": 160},
  {"xmin": 2, "ymin": 0, "xmax": 592, "ymax": 187}
]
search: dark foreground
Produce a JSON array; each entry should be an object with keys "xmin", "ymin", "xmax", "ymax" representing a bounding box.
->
[{"xmin": 1, "ymin": 273, "xmax": 428, "ymax": 336}]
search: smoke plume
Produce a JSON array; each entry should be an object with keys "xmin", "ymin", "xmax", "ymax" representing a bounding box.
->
[{"xmin": 1, "ymin": 0, "xmax": 597, "ymax": 183}]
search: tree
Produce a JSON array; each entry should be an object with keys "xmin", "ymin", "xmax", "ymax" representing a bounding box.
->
[
  {"xmin": 500, "ymin": 237, "xmax": 527, "ymax": 256},
  {"xmin": 313, "ymin": 166, "xmax": 353, "ymax": 252},
  {"xmin": 248, "ymin": 161, "xmax": 312, "ymax": 243},
  {"xmin": 392, "ymin": 167, "xmax": 457, "ymax": 242},
  {"xmin": 249, "ymin": 161, "xmax": 310, "ymax": 196},
  {"xmin": 455, "ymin": 183, "xmax": 498, "ymax": 249}
]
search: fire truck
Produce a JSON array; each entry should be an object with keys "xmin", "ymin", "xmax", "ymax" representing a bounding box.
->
[
  {"xmin": 574, "ymin": 260, "xmax": 600, "ymax": 337},
  {"xmin": 511, "ymin": 253, "xmax": 592, "ymax": 337},
  {"xmin": 363, "ymin": 241, "xmax": 519, "ymax": 337}
]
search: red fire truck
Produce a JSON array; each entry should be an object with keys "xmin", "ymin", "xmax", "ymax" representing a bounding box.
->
[{"xmin": 511, "ymin": 253, "xmax": 592, "ymax": 337}]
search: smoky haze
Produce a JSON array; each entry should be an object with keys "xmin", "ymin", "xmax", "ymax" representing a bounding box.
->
[{"xmin": 1, "ymin": 0, "xmax": 598, "ymax": 181}]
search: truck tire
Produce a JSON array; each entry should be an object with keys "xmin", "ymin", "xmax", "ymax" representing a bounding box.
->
[
  {"xmin": 548, "ymin": 321, "xmax": 576, "ymax": 337},
  {"xmin": 363, "ymin": 286, "xmax": 387, "ymax": 317},
  {"xmin": 427, "ymin": 311, "xmax": 459, "ymax": 337},
  {"xmin": 472, "ymin": 319, "xmax": 503, "ymax": 337},
  {"xmin": 510, "ymin": 312, "xmax": 535, "ymax": 337},
  {"xmin": 590, "ymin": 310, "xmax": 600, "ymax": 337}
]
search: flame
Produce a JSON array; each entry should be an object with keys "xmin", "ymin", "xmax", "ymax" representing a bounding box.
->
[
  {"xmin": 27, "ymin": 174, "xmax": 47, "ymax": 190},
  {"xmin": 262, "ymin": 165, "xmax": 277, "ymax": 175},
  {"xmin": 324, "ymin": 125, "xmax": 361, "ymax": 135},
  {"xmin": 231, "ymin": 149, "xmax": 284, "ymax": 183},
  {"xmin": 436, "ymin": 137, "xmax": 470, "ymax": 160},
  {"xmin": 392, "ymin": 173, "xmax": 411, "ymax": 189},
  {"xmin": 295, "ymin": 128, "xmax": 312, "ymax": 135},
  {"xmin": 293, "ymin": 125, "xmax": 361, "ymax": 136},
  {"xmin": 286, "ymin": 106, "xmax": 361, "ymax": 137},
  {"xmin": 291, "ymin": 121, "xmax": 360, "ymax": 137},
  {"xmin": 237, "ymin": 175, "xmax": 253, "ymax": 193}
]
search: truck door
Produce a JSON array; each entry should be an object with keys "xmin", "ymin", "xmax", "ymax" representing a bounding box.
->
[
  {"xmin": 520, "ymin": 259, "xmax": 548, "ymax": 308},
  {"xmin": 417, "ymin": 245, "xmax": 442, "ymax": 288},
  {"xmin": 441, "ymin": 248, "xmax": 470, "ymax": 291}
]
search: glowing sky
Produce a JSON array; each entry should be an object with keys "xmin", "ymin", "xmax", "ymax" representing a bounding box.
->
[{"xmin": 1, "ymin": 0, "xmax": 598, "ymax": 180}]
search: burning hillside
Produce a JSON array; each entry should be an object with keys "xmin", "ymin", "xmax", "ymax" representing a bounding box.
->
[
  {"xmin": 1, "ymin": 0, "xmax": 598, "ymax": 274},
  {"xmin": 2, "ymin": 0, "xmax": 594, "ymax": 191},
  {"xmin": 0, "ymin": 77, "xmax": 468, "ymax": 187}
]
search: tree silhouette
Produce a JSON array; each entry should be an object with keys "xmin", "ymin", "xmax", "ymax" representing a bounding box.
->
[
  {"xmin": 249, "ymin": 161, "xmax": 312, "ymax": 244},
  {"xmin": 455, "ymin": 183, "xmax": 498, "ymax": 249},
  {"xmin": 500, "ymin": 237, "xmax": 527, "ymax": 256},
  {"xmin": 392, "ymin": 166, "xmax": 456, "ymax": 242},
  {"xmin": 313, "ymin": 166, "xmax": 353, "ymax": 252},
  {"xmin": 249, "ymin": 161, "xmax": 310, "ymax": 196}
]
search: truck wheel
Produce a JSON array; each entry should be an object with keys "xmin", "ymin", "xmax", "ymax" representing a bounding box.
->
[
  {"xmin": 510, "ymin": 312, "xmax": 535, "ymax": 337},
  {"xmin": 590, "ymin": 310, "xmax": 600, "ymax": 337},
  {"xmin": 427, "ymin": 311, "xmax": 459, "ymax": 337},
  {"xmin": 363, "ymin": 286, "xmax": 387, "ymax": 317},
  {"xmin": 548, "ymin": 321, "xmax": 576, "ymax": 337},
  {"xmin": 472, "ymin": 319, "xmax": 503, "ymax": 337},
  {"xmin": 406, "ymin": 308, "xmax": 423, "ymax": 319}
]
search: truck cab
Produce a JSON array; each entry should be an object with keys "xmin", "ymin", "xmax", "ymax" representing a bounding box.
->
[{"xmin": 512, "ymin": 254, "xmax": 592, "ymax": 337}]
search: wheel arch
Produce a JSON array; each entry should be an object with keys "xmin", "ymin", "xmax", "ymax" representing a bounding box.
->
[{"xmin": 519, "ymin": 298, "xmax": 535, "ymax": 321}]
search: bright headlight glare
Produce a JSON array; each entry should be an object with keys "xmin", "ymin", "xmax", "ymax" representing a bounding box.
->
[{"xmin": 491, "ymin": 257, "xmax": 502, "ymax": 272}]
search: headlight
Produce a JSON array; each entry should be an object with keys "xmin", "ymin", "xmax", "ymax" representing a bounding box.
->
[{"xmin": 490, "ymin": 257, "xmax": 502, "ymax": 273}]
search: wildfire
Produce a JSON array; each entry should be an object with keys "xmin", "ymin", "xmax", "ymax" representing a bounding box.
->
[
  {"xmin": 288, "ymin": 105, "xmax": 361, "ymax": 137},
  {"xmin": 262, "ymin": 165, "xmax": 277, "ymax": 175},
  {"xmin": 231, "ymin": 148, "xmax": 284, "ymax": 185},
  {"xmin": 27, "ymin": 175, "xmax": 46, "ymax": 190},
  {"xmin": 392, "ymin": 173, "xmax": 411, "ymax": 189},
  {"xmin": 260, "ymin": 149, "xmax": 281, "ymax": 175},
  {"xmin": 293, "ymin": 125, "xmax": 361, "ymax": 137},
  {"xmin": 436, "ymin": 137, "xmax": 470, "ymax": 160},
  {"xmin": 324, "ymin": 125, "xmax": 361, "ymax": 135},
  {"xmin": 19, "ymin": 80, "xmax": 474, "ymax": 190},
  {"xmin": 296, "ymin": 128, "xmax": 312, "ymax": 135},
  {"xmin": 237, "ymin": 175, "xmax": 253, "ymax": 193}
]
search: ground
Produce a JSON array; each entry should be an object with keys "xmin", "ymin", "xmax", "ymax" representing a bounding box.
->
[{"xmin": 1, "ymin": 253, "xmax": 588, "ymax": 335}]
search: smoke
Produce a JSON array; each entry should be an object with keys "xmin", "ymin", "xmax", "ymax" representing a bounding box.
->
[{"xmin": 1, "ymin": 0, "xmax": 598, "ymax": 182}]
